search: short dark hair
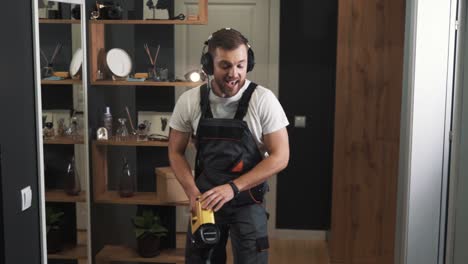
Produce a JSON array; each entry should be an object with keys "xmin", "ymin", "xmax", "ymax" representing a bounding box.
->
[{"xmin": 207, "ymin": 28, "xmax": 249, "ymax": 56}]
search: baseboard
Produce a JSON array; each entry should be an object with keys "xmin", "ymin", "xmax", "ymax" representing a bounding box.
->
[{"xmin": 271, "ymin": 229, "xmax": 327, "ymax": 240}]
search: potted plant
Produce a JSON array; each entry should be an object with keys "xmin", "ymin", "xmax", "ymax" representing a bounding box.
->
[
  {"xmin": 132, "ymin": 209, "xmax": 168, "ymax": 257},
  {"xmin": 46, "ymin": 206, "xmax": 64, "ymax": 253}
]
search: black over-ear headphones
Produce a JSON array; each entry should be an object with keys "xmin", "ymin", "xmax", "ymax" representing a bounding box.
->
[{"xmin": 200, "ymin": 28, "xmax": 255, "ymax": 75}]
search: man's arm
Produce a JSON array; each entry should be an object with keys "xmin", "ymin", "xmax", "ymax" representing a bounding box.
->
[
  {"xmin": 201, "ymin": 127, "xmax": 289, "ymax": 211},
  {"xmin": 168, "ymin": 128, "xmax": 201, "ymax": 210}
]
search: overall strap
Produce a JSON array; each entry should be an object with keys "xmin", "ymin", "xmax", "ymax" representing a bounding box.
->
[
  {"xmin": 234, "ymin": 82, "xmax": 258, "ymax": 120},
  {"xmin": 199, "ymin": 84, "xmax": 213, "ymax": 119},
  {"xmin": 195, "ymin": 84, "xmax": 210, "ymax": 179}
]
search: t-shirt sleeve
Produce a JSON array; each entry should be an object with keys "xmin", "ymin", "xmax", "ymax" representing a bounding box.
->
[
  {"xmin": 258, "ymin": 90, "xmax": 289, "ymax": 134},
  {"xmin": 169, "ymin": 91, "xmax": 194, "ymax": 133}
]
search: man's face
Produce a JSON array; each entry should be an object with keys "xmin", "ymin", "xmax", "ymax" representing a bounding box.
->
[{"xmin": 211, "ymin": 44, "xmax": 248, "ymax": 98}]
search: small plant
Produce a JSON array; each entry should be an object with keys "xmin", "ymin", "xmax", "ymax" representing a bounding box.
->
[
  {"xmin": 132, "ymin": 209, "xmax": 168, "ymax": 239},
  {"xmin": 46, "ymin": 206, "xmax": 65, "ymax": 253},
  {"xmin": 46, "ymin": 206, "xmax": 64, "ymax": 233}
]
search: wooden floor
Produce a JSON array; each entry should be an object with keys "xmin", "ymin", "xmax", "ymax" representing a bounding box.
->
[{"xmin": 177, "ymin": 234, "xmax": 330, "ymax": 264}]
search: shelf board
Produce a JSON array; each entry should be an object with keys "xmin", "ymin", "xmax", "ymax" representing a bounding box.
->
[
  {"xmin": 90, "ymin": 19, "xmax": 206, "ymax": 25},
  {"xmin": 93, "ymin": 138, "xmax": 169, "ymax": 147},
  {"xmin": 91, "ymin": 80, "xmax": 203, "ymax": 87},
  {"xmin": 39, "ymin": 19, "xmax": 80, "ymax": 24},
  {"xmin": 48, "ymin": 244, "xmax": 87, "ymax": 260},
  {"xmin": 94, "ymin": 191, "xmax": 188, "ymax": 206},
  {"xmin": 45, "ymin": 190, "xmax": 86, "ymax": 203},
  {"xmin": 41, "ymin": 79, "xmax": 82, "ymax": 85},
  {"xmin": 44, "ymin": 136, "xmax": 84, "ymax": 145},
  {"xmin": 96, "ymin": 245, "xmax": 184, "ymax": 263}
]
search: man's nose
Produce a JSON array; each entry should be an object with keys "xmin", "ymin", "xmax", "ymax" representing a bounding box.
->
[{"xmin": 228, "ymin": 67, "xmax": 238, "ymax": 77}]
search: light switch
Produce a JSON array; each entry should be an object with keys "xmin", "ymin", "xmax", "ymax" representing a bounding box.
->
[
  {"xmin": 294, "ymin": 116, "xmax": 306, "ymax": 128},
  {"xmin": 21, "ymin": 186, "xmax": 32, "ymax": 211}
]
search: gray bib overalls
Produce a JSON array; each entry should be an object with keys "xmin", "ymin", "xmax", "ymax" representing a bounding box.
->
[{"xmin": 185, "ymin": 82, "xmax": 269, "ymax": 264}]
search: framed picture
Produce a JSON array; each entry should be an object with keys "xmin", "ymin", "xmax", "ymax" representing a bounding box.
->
[
  {"xmin": 38, "ymin": 0, "xmax": 59, "ymax": 19},
  {"xmin": 143, "ymin": 0, "xmax": 169, "ymax": 20}
]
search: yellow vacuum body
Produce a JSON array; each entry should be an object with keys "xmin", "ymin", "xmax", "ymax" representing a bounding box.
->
[{"xmin": 190, "ymin": 198, "xmax": 220, "ymax": 248}]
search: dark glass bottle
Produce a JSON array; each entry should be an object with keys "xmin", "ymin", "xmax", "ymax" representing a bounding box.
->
[
  {"xmin": 65, "ymin": 156, "xmax": 81, "ymax": 196},
  {"xmin": 119, "ymin": 157, "xmax": 135, "ymax": 197}
]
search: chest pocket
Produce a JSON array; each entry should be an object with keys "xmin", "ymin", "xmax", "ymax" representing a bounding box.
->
[{"xmin": 197, "ymin": 118, "xmax": 245, "ymax": 172}]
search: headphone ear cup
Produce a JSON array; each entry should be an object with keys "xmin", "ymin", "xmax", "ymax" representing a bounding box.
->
[
  {"xmin": 247, "ymin": 48, "xmax": 255, "ymax": 72},
  {"xmin": 201, "ymin": 52, "xmax": 213, "ymax": 75}
]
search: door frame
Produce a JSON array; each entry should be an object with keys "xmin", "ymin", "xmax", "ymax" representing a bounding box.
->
[
  {"xmin": 396, "ymin": 0, "xmax": 459, "ymax": 263},
  {"xmin": 445, "ymin": 0, "xmax": 468, "ymax": 263}
]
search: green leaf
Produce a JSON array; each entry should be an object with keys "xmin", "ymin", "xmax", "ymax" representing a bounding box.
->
[
  {"xmin": 132, "ymin": 210, "xmax": 168, "ymax": 238},
  {"xmin": 46, "ymin": 207, "xmax": 64, "ymax": 226},
  {"xmin": 132, "ymin": 217, "xmax": 145, "ymax": 228},
  {"xmin": 134, "ymin": 228, "xmax": 145, "ymax": 238}
]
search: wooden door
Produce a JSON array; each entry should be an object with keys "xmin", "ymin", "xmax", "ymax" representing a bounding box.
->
[{"xmin": 330, "ymin": 0, "xmax": 406, "ymax": 263}]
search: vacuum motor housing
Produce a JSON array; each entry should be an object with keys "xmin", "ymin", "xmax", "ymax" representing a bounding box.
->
[{"xmin": 191, "ymin": 198, "xmax": 220, "ymax": 248}]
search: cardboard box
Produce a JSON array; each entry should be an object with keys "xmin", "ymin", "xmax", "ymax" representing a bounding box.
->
[{"xmin": 155, "ymin": 167, "xmax": 188, "ymax": 203}]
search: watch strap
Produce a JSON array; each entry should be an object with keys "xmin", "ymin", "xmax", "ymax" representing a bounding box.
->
[{"xmin": 228, "ymin": 181, "xmax": 240, "ymax": 197}]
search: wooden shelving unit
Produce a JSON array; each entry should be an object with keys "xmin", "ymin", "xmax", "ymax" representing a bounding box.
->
[
  {"xmin": 48, "ymin": 244, "xmax": 87, "ymax": 260},
  {"xmin": 94, "ymin": 138, "xmax": 168, "ymax": 147},
  {"xmin": 85, "ymin": 1, "xmax": 209, "ymax": 262},
  {"xmin": 96, "ymin": 245, "xmax": 184, "ymax": 264},
  {"xmin": 90, "ymin": 19, "xmax": 206, "ymax": 25},
  {"xmin": 94, "ymin": 191, "xmax": 188, "ymax": 206},
  {"xmin": 89, "ymin": 0, "xmax": 207, "ymax": 26},
  {"xmin": 43, "ymin": 136, "xmax": 84, "ymax": 145},
  {"xmin": 41, "ymin": 79, "xmax": 82, "ymax": 85},
  {"xmin": 91, "ymin": 141, "xmax": 189, "ymax": 206},
  {"xmin": 91, "ymin": 80, "xmax": 204, "ymax": 87},
  {"xmin": 39, "ymin": 19, "xmax": 80, "ymax": 24},
  {"xmin": 45, "ymin": 190, "xmax": 86, "ymax": 203},
  {"xmin": 92, "ymin": 140, "xmax": 170, "ymax": 205},
  {"xmin": 89, "ymin": 0, "xmax": 207, "ymax": 84},
  {"xmin": 40, "ymin": 13, "xmax": 89, "ymax": 262}
]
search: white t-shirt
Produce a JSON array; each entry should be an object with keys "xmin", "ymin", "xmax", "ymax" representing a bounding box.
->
[{"xmin": 169, "ymin": 80, "xmax": 289, "ymax": 156}]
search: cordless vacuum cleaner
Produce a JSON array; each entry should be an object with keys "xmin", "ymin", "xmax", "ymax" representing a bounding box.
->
[{"xmin": 190, "ymin": 197, "xmax": 220, "ymax": 263}]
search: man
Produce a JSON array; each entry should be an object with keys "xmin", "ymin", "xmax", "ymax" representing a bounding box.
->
[{"xmin": 168, "ymin": 28, "xmax": 289, "ymax": 263}]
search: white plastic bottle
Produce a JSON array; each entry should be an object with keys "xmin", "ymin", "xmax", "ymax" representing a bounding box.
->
[{"xmin": 103, "ymin": 106, "xmax": 113, "ymax": 137}]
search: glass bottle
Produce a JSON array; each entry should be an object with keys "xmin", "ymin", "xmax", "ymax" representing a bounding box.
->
[
  {"xmin": 119, "ymin": 157, "xmax": 135, "ymax": 197},
  {"xmin": 65, "ymin": 156, "xmax": 81, "ymax": 196},
  {"xmin": 57, "ymin": 118, "xmax": 66, "ymax": 136},
  {"xmin": 116, "ymin": 118, "xmax": 129, "ymax": 141},
  {"xmin": 66, "ymin": 115, "xmax": 80, "ymax": 139}
]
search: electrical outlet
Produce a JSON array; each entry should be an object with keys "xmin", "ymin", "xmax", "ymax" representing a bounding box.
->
[
  {"xmin": 294, "ymin": 116, "xmax": 306, "ymax": 128},
  {"xmin": 21, "ymin": 186, "xmax": 32, "ymax": 211}
]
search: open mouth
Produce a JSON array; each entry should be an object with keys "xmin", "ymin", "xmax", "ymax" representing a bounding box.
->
[{"xmin": 225, "ymin": 79, "xmax": 239, "ymax": 89}]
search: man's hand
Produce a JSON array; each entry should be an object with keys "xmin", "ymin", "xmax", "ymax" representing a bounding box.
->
[
  {"xmin": 200, "ymin": 184, "xmax": 235, "ymax": 212},
  {"xmin": 187, "ymin": 187, "xmax": 202, "ymax": 214}
]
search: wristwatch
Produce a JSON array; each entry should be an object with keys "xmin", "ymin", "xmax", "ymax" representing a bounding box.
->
[{"xmin": 228, "ymin": 181, "xmax": 240, "ymax": 197}]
